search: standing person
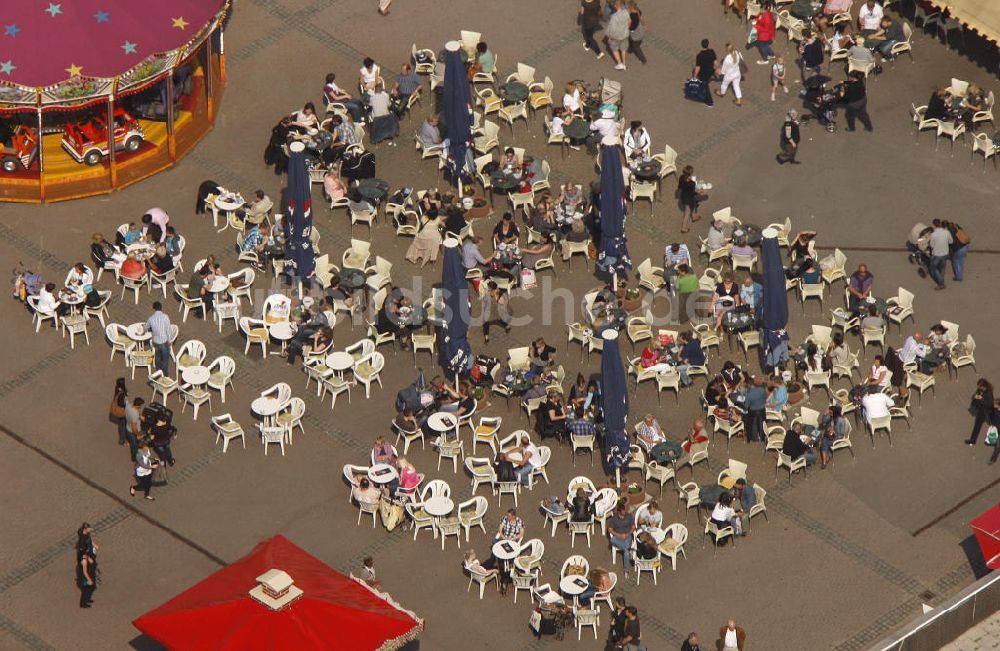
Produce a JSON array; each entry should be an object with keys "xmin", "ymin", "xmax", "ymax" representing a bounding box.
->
[
  {"xmin": 143, "ymin": 301, "xmax": 173, "ymax": 375},
  {"xmin": 927, "ymin": 219, "xmax": 953, "ymax": 291},
  {"xmin": 130, "ymin": 440, "xmax": 158, "ymax": 501},
  {"xmin": 693, "ymin": 39, "xmax": 718, "ymax": 107},
  {"xmin": 608, "ymin": 597, "xmax": 628, "ymax": 646},
  {"xmin": 617, "ymin": 606, "xmax": 645, "ymax": 650},
  {"xmin": 743, "ymin": 377, "xmax": 768, "ymax": 442},
  {"xmin": 482, "ymin": 282, "xmax": 512, "ymax": 344},
  {"xmin": 361, "ymin": 556, "xmax": 383, "ymax": 590},
  {"xmin": 942, "ymin": 220, "xmax": 971, "ymax": 282},
  {"xmin": 799, "ymin": 30, "xmax": 825, "ymax": 80},
  {"xmin": 965, "ymin": 379, "xmax": 994, "ymax": 445},
  {"xmin": 720, "ymin": 620, "xmax": 747, "ymax": 651},
  {"xmin": 123, "ymin": 397, "xmax": 144, "ymax": 460},
  {"xmin": 752, "ymin": 2, "xmax": 777, "ymax": 64},
  {"xmin": 76, "ymin": 523, "xmax": 98, "ymax": 608},
  {"xmin": 607, "ymin": 0, "xmax": 632, "ymax": 71},
  {"xmin": 676, "ymin": 166, "xmax": 703, "ymax": 233},
  {"xmin": 627, "ymin": 2, "xmax": 646, "ymax": 64},
  {"xmin": 682, "ymin": 632, "xmax": 703, "ymax": 651},
  {"xmin": 776, "ymin": 110, "xmax": 801, "ymax": 164},
  {"xmin": 110, "ymin": 378, "xmax": 128, "ymax": 446},
  {"xmin": 716, "ymin": 43, "xmax": 744, "ymax": 107},
  {"xmin": 580, "ymin": 0, "xmax": 606, "ymax": 60},
  {"xmin": 840, "ymin": 71, "xmax": 873, "ymax": 132}
]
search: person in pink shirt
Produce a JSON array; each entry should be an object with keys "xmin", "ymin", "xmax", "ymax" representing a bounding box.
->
[{"xmin": 142, "ymin": 207, "xmax": 170, "ymax": 242}]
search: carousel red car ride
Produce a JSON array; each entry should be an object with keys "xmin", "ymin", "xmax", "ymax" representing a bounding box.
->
[
  {"xmin": 60, "ymin": 108, "xmax": 144, "ymax": 165},
  {"xmin": 0, "ymin": 124, "xmax": 39, "ymax": 173}
]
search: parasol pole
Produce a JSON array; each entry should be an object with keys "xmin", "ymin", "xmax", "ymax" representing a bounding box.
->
[{"xmin": 218, "ymin": 26, "xmax": 227, "ymax": 83}]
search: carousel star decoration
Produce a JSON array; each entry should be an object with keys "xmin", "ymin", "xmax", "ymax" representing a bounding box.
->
[
  {"xmin": 0, "ymin": 60, "xmax": 15, "ymax": 75},
  {"xmin": 3, "ymin": 24, "xmax": 20, "ymax": 37},
  {"xmin": 171, "ymin": 16, "xmax": 189, "ymax": 29},
  {"xmin": 45, "ymin": 3, "xmax": 63, "ymax": 17},
  {"xmin": 65, "ymin": 63, "xmax": 83, "ymax": 77},
  {"xmin": 121, "ymin": 41, "xmax": 137, "ymax": 54},
  {"xmin": 94, "ymin": 10, "xmax": 109, "ymax": 23}
]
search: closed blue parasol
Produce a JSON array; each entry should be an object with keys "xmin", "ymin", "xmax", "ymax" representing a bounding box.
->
[
  {"xmin": 597, "ymin": 143, "xmax": 631, "ymax": 283},
  {"xmin": 439, "ymin": 238, "xmax": 472, "ymax": 381},
  {"xmin": 600, "ymin": 329, "xmax": 630, "ymax": 473},
  {"xmin": 282, "ymin": 141, "xmax": 315, "ymax": 283},
  {"xmin": 760, "ymin": 229, "xmax": 789, "ymax": 369},
  {"xmin": 443, "ymin": 41, "xmax": 474, "ymax": 189}
]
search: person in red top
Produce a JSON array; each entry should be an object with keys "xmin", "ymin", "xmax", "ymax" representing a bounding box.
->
[
  {"xmin": 639, "ymin": 341, "xmax": 671, "ymax": 374},
  {"xmin": 119, "ymin": 252, "xmax": 146, "ymax": 281},
  {"xmin": 752, "ymin": 2, "xmax": 777, "ymax": 64}
]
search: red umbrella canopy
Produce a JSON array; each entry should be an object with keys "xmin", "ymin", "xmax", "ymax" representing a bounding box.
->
[
  {"xmin": 0, "ymin": 1, "xmax": 226, "ymax": 88},
  {"xmin": 970, "ymin": 503, "xmax": 1000, "ymax": 570},
  {"xmin": 133, "ymin": 535, "xmax": 424, "ymax": 651}
]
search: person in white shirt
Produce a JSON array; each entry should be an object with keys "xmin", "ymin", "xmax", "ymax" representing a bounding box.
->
[
  {"xmin": 857, "ymin": 0, "xmax": 883, "ymax": 34},
  {"xmin": 65, "ymin": 263, "xmax": 94, "ymax": 296},
  {"xmin": 36, "ymin": 282, "xmax": 61, "ymax": 315},
  {"xmin": 514, "ymin": 435, "xmax": 541, "ymax": 487},
  {"xmin": 622, "ymin": 120, "xmax": 651, "ymax": 168},
  {"xmin": 866, "ymin": 355, "xmax": 890, "ymax": 388},
  {"xmin": 861, "ymin": 385, "xmax": 894, "ymax": 422},
  {"xmin": 587, "ymin": 111, "xmax": 619, "ymax": 154},
  {"xmin": 359, "ymin": 57, "xmax": 381, "ymax": 91},
  {"xmin": 562, "ymin": 82, "xmax": 582, "ymax": 115},
  {"xmin": 898, "ymin": 333, "xmax": 925, "ymax": 365},
  {"xmin": 716, "ymin": 43, "xmax": 744, "ymax": 106},
  {"xmin": 291, "ymin": 102, "xmax": 320, "ymax": 131}
]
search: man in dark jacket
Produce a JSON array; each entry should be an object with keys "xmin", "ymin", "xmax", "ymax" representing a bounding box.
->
[
  {"xmin": 681, "ymin": 632, "xmax": 703, "ymax": 651},
  {"xmin": 776, "ymin": 110, "xmax": 801, "ymax": 164}
]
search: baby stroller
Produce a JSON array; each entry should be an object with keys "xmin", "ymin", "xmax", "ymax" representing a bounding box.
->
[
  {"xmin": 799, "ymin": 75, "xmax": 838, "ymax": 133},
  {"xmin": 906, "ymin": 222, "xmax": 932, "ymax": 278}
]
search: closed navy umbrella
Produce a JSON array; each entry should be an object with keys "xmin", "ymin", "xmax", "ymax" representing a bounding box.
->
[
  {"xmin": 600, "ymin": 329, "xmax": 630, "ymax": 474},
  {"xmin": 439, "ymin": 239, "xmax": 472, "ymax": 384},
  {"xmin": 282, "ymin": 141, "xmax": 315, "ymax": 284},
  {"xmin": 761, "ymin": 229, "xmax": 789, "ymax": 370},
  {"xmin": 597, "ymin": 143, "xmax": 631, "ymax": 286},
  {"xmin": 442, "ymin": 42, "xmax": 474, "ymax": 191}
]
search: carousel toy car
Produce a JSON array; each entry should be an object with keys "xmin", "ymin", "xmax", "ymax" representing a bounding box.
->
[
  {"xmin": 0, "ymin": 124, "xmax": 39, "ymax": 173},
  {"xmin": 60, "ymin": 108, "xmax": 144, "ymax": 165}
]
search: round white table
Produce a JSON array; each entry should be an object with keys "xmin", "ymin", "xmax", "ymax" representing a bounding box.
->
[
  {"xmin": 326, "ymin": 351, "xmax": 354, "ymax": 375},
  {"xmin": 208, "ymin": 275, "xmax": 231, "ymax": 294},
  {"xmin": 126, "ymin": 323, "xmax": 152, "ymax": 348},
  {"xmin": 251, "ymin": 396, "xmax": 283, "ymax": 425},
  {"xmin": 215, "ymin": 194, "xmax": 245, "ymax": 212},
  {"xmin": 492, "ymin": 540, "xmax": 520, "ymax": 561},
  {"xmin": 126, "ymin": 243, "xmax": 155, "ymax": 260},
  {"xmin": 427, "ymin": 412, "xmax": 458, "ymax": 434},
  {"xmin": 424, "ymin": 496, "xmax": 454, "ymax": 517},
  {"xmin": 560, "ymin": 575, "xmax": 590, "ymax": 597},
  {"xmin": 368, "ymin": 463, "xmax": 399, "ymax": 485},
  {"xmin": 182, "ymin": 365, "xmax": 210, "ymax": 386},
  {"xmin": 268, "ymin": 322, "xmax": 296, "ymax": 355},
  {"xmin": 506, "ymin": 451, "xmax": 523, "ymax": 464}
]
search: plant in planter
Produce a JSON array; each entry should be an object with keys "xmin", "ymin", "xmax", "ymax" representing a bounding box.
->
[{"xmin": 626, "ymin": 482, "xmax": 642, "ymax": 495}]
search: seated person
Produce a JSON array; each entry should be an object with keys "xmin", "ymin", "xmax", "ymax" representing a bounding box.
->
[
  {"xmin": 578, "ymin": 569, "xmax": 613, "ymax": 608},
  {"xmin": 323, "ymin": 167, "xmax": 348, "ymax": 202},
  {"xmin": 782, "ymin": 424, "xmax": 817, "ymax": 465},
  {"xmin": 290, "ymin": 102, "xmax": 320, "ymax": 132},
  {"xmin": 391, "ymin": 63, "xmax": 421, "ymax": 109},
  {"xmin": 397, "ymin": 457, "xmax": 421, "ymax": 494},
  {"xmin": 500, "ymin": 147, "xmax": 520, "ymax": 175},
  {"xmin": 419, "ymin": 115, "xmax": 443, "ymax": 149},
  {"xmin": 861, "ymin": 384, "xmax": 894, "ymax": 424},
  {"xmin": 66, "ymin": 262, "xmax": 94, "ymax": 295},
  {"xmin": 241, "ymin": 221, "xmax": 271, "ymax": 264},
  {"xmin": 640, "ymin": 341, "xmax": 671, "ymax": 374},
  {"xmin": 920, "ymin": 323, "xmax": 951, "ymax": 373},
  {"xmin": 707, "ymin": 220, "xmax": 728, "ymax": 251},
  {"xmin": 765, "ymin": 379, "xmax": 788, "ymax": 412},
  {"xmin": 150, "ymin": 246, "xmax": 174, "ymax": 274},
  {"xmin": 721, "ymin": 362, "xmax": 743, "ymax": 391},
  {"xmin": 438, "ymin": 382, "xmax": 476, "ymax": 418},
  {"xmin": 536, "ymin": 390, "xmax": 568, "ymax": 441},
  {"xmin": 866, "ymin": 354, "xmax": 890, "ymax": 388},
  {"xmin": 347, "ymin": 188, "xmax": 374, "ymax": 216},
  {"xmin": 242, "ymin": 190, "xmax": 273, "ymax": 225},
  {"xmin": 847, "ymin": 263, "xmax": 874, "ymax": 313},
  {"xmin": 800, "ymin": 259, "xmax": 822, "ymax": 284},
  {"xmin": 622, "ymin": 121, "xmax": 651, "ymax": 167},
  {"xmin": 359, "ymin": 57, "xmax": 381, "ymax": 92},
  {"xmin": 818, "ymin": 405, "xmax": 846, "ymax": 468},
  {"xmin": 636, "ymin": 413, "xmax": 666, "ymax": 448},
  {"xmin": 709, "ymin": 492, "xmax": 746, "ymax": 539},
  {"xmin": 91, "ymin": 233, "xmax": 125, "ymax": 266},
  {"xmin": 713, "ymin": 273, "xmax": 740, "ymax": 329},
  {"xmin": 638, "ymin": 501, "xmax": 663, "ymax": 529},
  {"xmin": 120, "ymin": 222, "xmax": 142, "ymax": 246},
  {"xmin": 371, "ymin": 435, "xmax": 398, "ymax": 466},
  {"xmin": 36, "ymin": 282, "xmax": 63, "ymax": 317},
  {"xmin": 860, "ymin": 304, "xmax": 884, "ymax": 330},
  {"xmin": 867, "ymin": 16, "xmax": 905, "ymax": 59},
  {"xmin": 287, "ymin": 325, "xmax": 332, "ymax": 366},
  {"xmin": 351, "ymin": 476, "xmax": 382, "ymax": 504},
  {"xmin": 367, "ymin": 85, "xmax": 399, "ymax": 144},
  {"xmin": 495, "ymin": 508, "xmax": 524, "ymax": 543},
  {"xmin": 419, "ymin": 190, "xmax": 443, "ymax": 216},
  {"xmin": 119, "ymin": 252, "xmax": 146, "ymax": 281},
  {"xmin": 492, "ymin": 212, "xmax": 520, "ymax": 246},
  {"xmin": 463, "ymin": 549, "xmax": 499, "ymax": 580},
  {"xmin": 323, "ymin": 72, "xmax": 365, "ymax": 121},
  {"xmin": 705, "ymin": 378, "xmax": 726, "ymax": 407},
  {"xmin": 571, "ymin": 487, "xmax": 593, "ymax": 522},
  {"xmin": 925, "ymin": 88, "xmax": 952, "ymax": 121},
  {"xmin": 730, "ymin": 239, "xmax": 756, "ymax": 262},
  {"xmin": 676, "ymin": 330, "xmax": 705, "ymax": 386},
  {"xmin": 739, "ymin": 274, "xmax": 762, "ymax": 314},
  {"xmin": 562, "ymin": 81, "xmax": 583, "ymax": 115},
  {"xmin": 847, "ymin": 41, "xmax": 874, "ymax": 64},
  {"xmin": 470, "ymin": 41, "xmax": 494, "ymax": 79}
]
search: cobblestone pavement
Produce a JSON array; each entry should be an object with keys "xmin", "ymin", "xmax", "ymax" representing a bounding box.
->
[{"xmin": 941, "ymin": 609, "xmax": 1000, "ymax": 651}]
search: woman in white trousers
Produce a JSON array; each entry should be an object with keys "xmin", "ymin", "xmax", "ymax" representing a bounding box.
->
[{"xmin": 716, "ymin": 43, "xmax": 743, "ymax": 106}]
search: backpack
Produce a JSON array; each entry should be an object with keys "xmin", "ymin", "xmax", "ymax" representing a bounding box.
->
[{"xmin": 954, "ymin": 227, "xmax": 971, "ymax": 246}]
